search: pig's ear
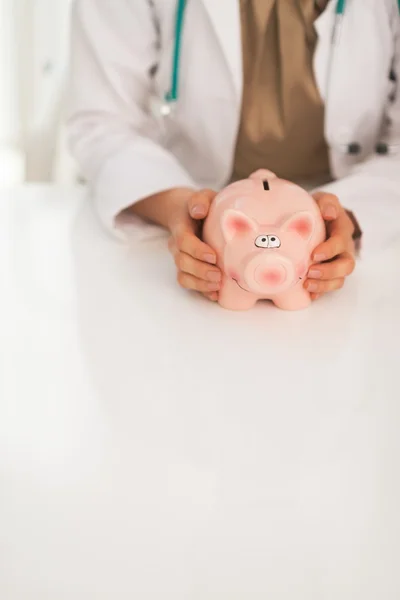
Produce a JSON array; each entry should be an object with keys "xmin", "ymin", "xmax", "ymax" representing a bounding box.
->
[
  {"xmin": 281, "ymin": 211, "xmax": 314, "ymax": 242},
  {"xmin": 221, "ymin": 210, "xmax": 258, "ymax": 242}
]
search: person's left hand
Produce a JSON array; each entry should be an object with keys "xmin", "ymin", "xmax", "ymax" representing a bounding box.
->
[{"xmin": 304, "ymin": 192, "xmax": 356, "ymax": 300}]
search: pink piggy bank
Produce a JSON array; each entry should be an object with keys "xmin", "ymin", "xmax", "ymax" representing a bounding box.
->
[{"xmin": 203, "ymin": 169, "xmax": 326, "ymax": 311}]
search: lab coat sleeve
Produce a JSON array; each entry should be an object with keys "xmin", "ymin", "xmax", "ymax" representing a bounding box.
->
[
  {"xmin": 66, "ymin": 0, "xmax": 196, "ymax": 238},
  {"xmin": 315, "ymin": 8, "xmax": 400, "ymax": 244}
]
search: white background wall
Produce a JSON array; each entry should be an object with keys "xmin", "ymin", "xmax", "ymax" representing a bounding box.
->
[
  {"xmin": 0, "ymin": 0, "xmax": 75, "ymax": 185},
  {"xmin": 0, "ymin": 0, "xmax": 23, "ymax": 183}
]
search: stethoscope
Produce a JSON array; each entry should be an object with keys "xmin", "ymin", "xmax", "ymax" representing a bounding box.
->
[{"xmin": 160, "ymin": 0, "xmax": 400, "ymax": 155}]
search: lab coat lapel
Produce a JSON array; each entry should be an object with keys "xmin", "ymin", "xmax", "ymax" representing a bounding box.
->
[
  {"xmin": 313, "ymin": 0, "xmax": 336, "ymax": 99},
  {"xmin": 201, "ymin": 0, "xmax": 243, "ymax": 101},
  {"xmin": 313, "ymin": 0, "xmax": 392, "ymax": 175}
]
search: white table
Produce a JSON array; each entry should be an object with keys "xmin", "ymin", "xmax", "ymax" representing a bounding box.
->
[{"xmin": 1, "ymin": 185, "xmax": 400, "ymax": 599}]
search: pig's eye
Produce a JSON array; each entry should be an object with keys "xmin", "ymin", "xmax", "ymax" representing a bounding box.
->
[
  {"xmin": 255, "ymin": 235, "xmax": 270, "ymax": 248},
  {"xmin": 268, "ymin": 235, "xmax": 281, "ymax": 248}
]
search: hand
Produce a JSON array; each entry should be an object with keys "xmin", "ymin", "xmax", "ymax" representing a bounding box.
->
[
  {"xmin": 305, "ymin": 192, "xmax": 356, "ymax": 300},
  {"xmin": 167, "ymin": 188, "xmax": 221, "ymax": 302}
]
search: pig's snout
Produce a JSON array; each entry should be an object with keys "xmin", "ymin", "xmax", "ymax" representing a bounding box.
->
[
  {"xmin": 244, "ymin": 256, "xmax": 294, "ymax": 294},
  {"xmin": 255, "ymin": 264, "xmax": 286, "ymax": 286}
]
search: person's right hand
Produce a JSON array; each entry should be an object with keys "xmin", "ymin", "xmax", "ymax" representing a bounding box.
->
[{"xmin": 167, "ymin": 188, "xmax": 221, "ymax": 302}]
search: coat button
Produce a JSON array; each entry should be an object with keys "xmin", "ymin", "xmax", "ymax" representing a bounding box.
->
[
  {"xmin": 375, "ymin": 142, "xmax": 389, "ymax": 155},
  {"xmin": 347, "ymin": 142, "xmax": 361, "ymax": 155}
]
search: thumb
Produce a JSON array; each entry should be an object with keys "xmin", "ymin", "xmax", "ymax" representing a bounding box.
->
[
  {"xmin": 312, "ymin": 191, "xmax": 341, "ymax": 221},
  {"xmin": 188, "ymin": 189, "xmax": 217, "ymax": 220}
]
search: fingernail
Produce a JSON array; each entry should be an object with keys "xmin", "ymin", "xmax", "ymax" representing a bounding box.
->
[
  {"xmin": 207, "ymin": 271, "xmax": 221, "ymax": 283},
  {"xmin": 313, "ymin": 253, "xmax": 326, "ymax": 262},
  {"xmin": 308, "ymin": 269, "xmax": 322, "ymax": 279},
  {"xmin": 207, "ymin": 282, "xmax": 220, "ymax": 291},
  {"xmin": 307, "ymin": 282, "xmax": 319, "ymax": 293},
  {"xmin": 203, "ymin": 253, "xmax": 217, "ymax": 264},
  {"xmin": 323, "ymin": 205, "xmax": 337, "ymax": 219},
  {"xmin": 191, "ymin": 205, "xmax": 206, "ymax": 218}
]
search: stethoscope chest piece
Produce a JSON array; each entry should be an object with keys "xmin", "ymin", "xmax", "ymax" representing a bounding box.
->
[
  {"xmin": 160, "ymin": 102, "xmax": 174, "ymax": 117},
  {"xmin": 150, "ymin": 95, "xmax": 175, "ymax": 129}
]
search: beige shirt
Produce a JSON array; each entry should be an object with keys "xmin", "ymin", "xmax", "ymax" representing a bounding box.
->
[{"xmin": 232, "ymin": 0, "xmax": 331, "ymax": 185}]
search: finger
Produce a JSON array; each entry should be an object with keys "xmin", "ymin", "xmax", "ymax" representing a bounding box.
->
[
  {"xmin": 348, "ymin": 238, "xmax": 356, "ymax": 255},
  {"xmin": 312, "ymin": 233, "xmax": 348, "ymax": 262},
  {"xmin": 307, "ymin": 251, "xmax": 355, "ymax": 281},
  {"xmin": 188, "ymin": 189, "xmax": 217, "ymax": 220},
  {"xmin": 177, "ymin": 271, "xmax": 221, "ymax": 293},
  {"xmin": 174, "ymin": 251, "xmax": 221, "ymax": 283},
  {"xmin": 203, "ymin": 292, "xmax": 219, "ymax": 302},
  {"xmin": 310, "ymin": 293, "xmax": 321, "ymax": 301},
  {"xmin": 313, "ymin": 192, "xmax": 341, "ymax": 220},
  {"xmin": 173, "ymin": 226, "xmax": 217, "ymax": 264},
  {"xmin": 328, "ymin": 209, "xmax": 355, "ymax": 240},
  {"xmin": 305, "ymin": 277, "xmax": 345, "ymax": 294}
]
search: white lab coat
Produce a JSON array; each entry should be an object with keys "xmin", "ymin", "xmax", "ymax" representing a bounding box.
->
[{"xmin": 66, "ymin": 0, "xmax": 400, "ymax": 236}]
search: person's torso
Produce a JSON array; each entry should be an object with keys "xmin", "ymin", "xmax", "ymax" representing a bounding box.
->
[
  {"xmin": 232, "ymin": 0, "xmax": 331, "ymax": 186},
  {"xmin": 149, "ymin": 0, "xmax": 398, "ymax": 190}
]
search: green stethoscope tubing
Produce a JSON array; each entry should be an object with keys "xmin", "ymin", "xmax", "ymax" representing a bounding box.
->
[
  {"xmin": 164, "ymin": 0, "xmax": 187, "ymax": 102},
  {"xmin": 336, "ymin": 0, "xmax": 400, "ymax": 14},
  {"xmin": 335, "ymin": 0, "xmax": 346, "ymax": 15},
  {"xmin": 164, "ymin": 0, "xmax": 400, "ymax": 104}
]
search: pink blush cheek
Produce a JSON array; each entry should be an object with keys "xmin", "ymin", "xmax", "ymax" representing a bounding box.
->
[
  {"xmin": 295, "ymin": 261, "xmax": 308, "ymax": 280},
  {"xmin": 228, "ymin": 269, "xmax": 240, "ymax": 280}
]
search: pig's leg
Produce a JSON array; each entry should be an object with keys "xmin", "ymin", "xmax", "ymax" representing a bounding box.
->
[
  {"xmin": 273, "ymin": 285, "xmax": 312, "ymax": 311},
  {"xmin": 219, "ymin": 278, "xmax": 258, "ymax": 311}
]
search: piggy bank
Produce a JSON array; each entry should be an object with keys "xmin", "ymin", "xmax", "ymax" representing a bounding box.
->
[{"xmin": 202, "ymin": 169, "xmax": 326, "ymax": 311}]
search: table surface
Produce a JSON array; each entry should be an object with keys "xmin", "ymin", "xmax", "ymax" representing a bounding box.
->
[{"xmin": 1, "ymin": 184, "xmax": 400, "ymax": 599}]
